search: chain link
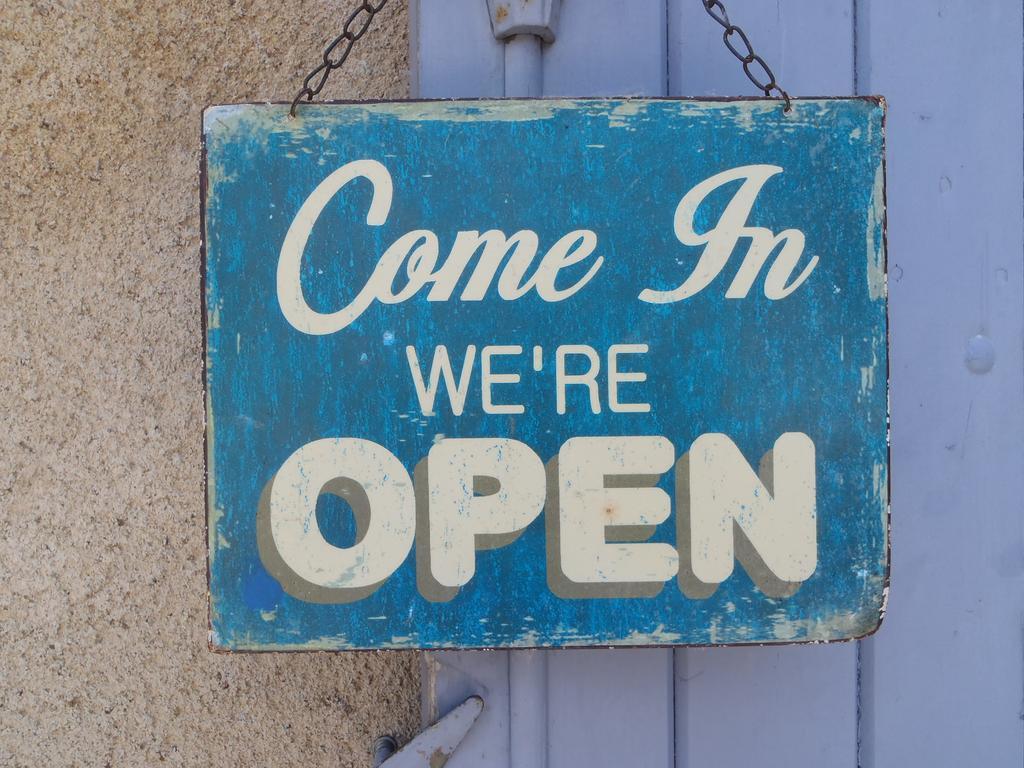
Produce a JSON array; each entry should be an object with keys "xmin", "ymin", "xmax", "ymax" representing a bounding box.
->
[
  {"xmin": 290, "ymin": 0, "xmax": 389, "ymax": 117},
  {"xmin": 699, "ymin": 0, "xmax": 792, "ymax": 112}
]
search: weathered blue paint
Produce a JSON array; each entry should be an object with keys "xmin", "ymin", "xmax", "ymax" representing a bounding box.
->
[{"xmin": 202, "ymin": 98, "xmax": 887, "ymax": 650}]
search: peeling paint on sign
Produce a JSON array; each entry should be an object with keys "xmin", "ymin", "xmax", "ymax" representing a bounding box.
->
[{"xmin": 202, "ymin": 98, "xmax": 888, "ymax": 650}]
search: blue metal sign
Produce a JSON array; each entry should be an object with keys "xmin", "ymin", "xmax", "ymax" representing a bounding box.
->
[{"xmin": 202, "ymin": 98, "xmax": 887, "ymax": 650}]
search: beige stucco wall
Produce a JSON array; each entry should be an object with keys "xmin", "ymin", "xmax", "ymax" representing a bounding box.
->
[{"xmin": 1, "ymin": 2, "xmax": 419, "ymax": 765}]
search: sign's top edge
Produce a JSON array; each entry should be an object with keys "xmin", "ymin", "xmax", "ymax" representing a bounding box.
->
[
  {"xmin": 203, "ymin": 95, "xmax": 884, "ymax": 112},
  {"xmin": 202, "ymin": 96, "xmax": 885, "ymax": 134}
]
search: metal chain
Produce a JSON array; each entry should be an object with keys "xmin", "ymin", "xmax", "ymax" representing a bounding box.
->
[
  {"xmin": 290, "ymin": 0, "xmax": 787, "ymax": 114},
  {"xmin": 699, "ymin": 0, "xmax": 792, "ymax": 112},
  {"xmin": 290, "ymin": 0, "xmax": 390, "ymax": 117}
]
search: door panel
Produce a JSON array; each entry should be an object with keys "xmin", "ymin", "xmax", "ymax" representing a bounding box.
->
[
  {"xmin": 667, "ymin": 2, "xmax": 860, "ymax": 764},
  {"xmin": 410, "ymin": 1, "xmax": 1024, "ymax": 765}
]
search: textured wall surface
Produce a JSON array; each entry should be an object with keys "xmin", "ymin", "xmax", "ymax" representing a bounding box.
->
[{"xmin": 0, "ymin": 2, "xmax": 418, "ymax": 766}]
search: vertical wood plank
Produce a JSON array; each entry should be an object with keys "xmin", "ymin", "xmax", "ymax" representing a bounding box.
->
[
  {"xmin": 669, "ymin": 0, "xmax": 854, "ymax": 96},
  {"xmin": 542, "ymin": 0, "xmax": 667, "ymax": 96},
  {"xmin": 411, "ymin": 6, "xmax": 511, "ymax": 765},
  {"xmin": 547, "ymin": 650, "xmax": 675, "ymax": 768},
  {"xmin": 857, "ymin": 2, "xmax": 1024, "ymax": 764},
  {"xmin": 509, "ymin": 650, "xmax": 548, "ymax": 768},
  {"xmin": 410, "ymin": 0, "xmax": 504, "ymax": 98},
  {"xmin": 541, "ymin": 5, "xmax": 677, "ymax": 763},
  {"xmin": 676, "ymin": 646, "xmax": 857, "ymax": 766},
  {"xmin": 668, "ymin": 2, "xmax": 860, "ymax": 765}
]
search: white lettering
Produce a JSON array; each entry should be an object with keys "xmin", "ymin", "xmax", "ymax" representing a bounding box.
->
[
  {"xmin": 557, "ymin": 436, "xmax": 679, "ymax": 584},
  {"xmin": 268, "ymin": 438, "xmax": 415, "ymax": 589},
  {"xmin": 639, "ymin": 164, "xmax": 818, "ymax": 303},
  {"xmin": 427, "ymin": 438, "xmax": 546, "ymax": 588},
  {"xmin": 262, "ymin": 433, "xmax": 820, "ymax": 599},
  {"xmin": 277, "ymin": 162, "xmax": 604, "ymax": 336},
  {"xmin": 556, "ymin": 345, "xmax": 601, "ymax": 415},
  {"xmin": 607, "ymin": 344, "xmax": 650, "ymax": 413},
  {"xmin": 405, "ymin": 345, "xmax": 477, "ymax": 416},
  {"xmin": 481, "ymin": 345, "xmax": 524, "ymax": 415},
  {"xmin": 685, "ymin": 432, "xmax": 817, "ymax": 586},
  {"xmin": 277, "ymin": 159, "xmax": 393, "ymax": 335}
]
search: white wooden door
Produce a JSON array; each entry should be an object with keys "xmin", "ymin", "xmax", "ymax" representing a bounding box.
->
[{"xmin": 410, "ymin": 1, "xmax": 1024, "ymax": 765}]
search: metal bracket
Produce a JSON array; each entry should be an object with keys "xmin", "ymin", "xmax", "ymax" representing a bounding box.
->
[
  {"xmin": 486, "ymin": 0, "xmax": 561, "ymax": 43},
  {"xmin": 374, "ymin": 696, "xmax": 485, "ymax": 767}
]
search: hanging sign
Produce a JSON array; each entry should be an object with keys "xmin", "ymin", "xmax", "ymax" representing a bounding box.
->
[{"xmin": 202, "ymin": 98, "xmax": 888, "ymax": 650}]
